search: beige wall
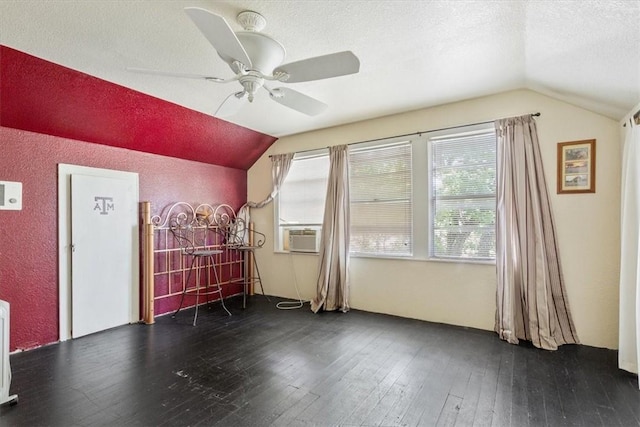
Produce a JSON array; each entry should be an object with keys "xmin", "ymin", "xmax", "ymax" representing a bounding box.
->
[{"xmin": 247, "ymin": 89, "xmax": 621, "ymax": 349}]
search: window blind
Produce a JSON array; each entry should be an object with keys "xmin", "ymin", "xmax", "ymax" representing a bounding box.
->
[
  {"xmin": 278, "ymin": 155, "xmax": 329, "ymax": 226},
  {"xmin": 349, "ymin": 142, "xmax": 412, "ymax": 256},
  {"xmin": 431, "ymin": 130, "xmax": 496, "ymax": 259}
]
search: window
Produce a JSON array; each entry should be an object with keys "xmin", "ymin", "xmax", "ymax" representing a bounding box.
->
[
  {"xmin": 276, "ymin": 153, "xmax": 329, "ymax": 250},
  {"xmin": 275, "ymin": 123, "xmax": 497, "ymax": 262},
  {"xmin": 430, "ymin": 128, "xmax": 496, "ymax": 260},
  {"xmin": 349, "ymin": 142, "xmax": 412, "ymax": 256}
]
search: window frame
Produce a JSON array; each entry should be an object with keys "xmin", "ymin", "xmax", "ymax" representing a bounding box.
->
[
  {"xmin": 426, "ymin": 123, "xmax": 497, "ymax": 262},
  {"xmin": 273, "ymin": 149, "xmax": 329, "ymax": 253},
  {"xmin": 349, "ymin": 139, "xmax": 414, "ymax": 258},
  {"xmin": 274, "ymin": 123, "xmax": 497, "ymax": 264}
]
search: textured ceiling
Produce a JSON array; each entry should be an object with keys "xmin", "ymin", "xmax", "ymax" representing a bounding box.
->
[{"xmin": 1, "ymin": 0, "xmax": 639, "ymax": 137}]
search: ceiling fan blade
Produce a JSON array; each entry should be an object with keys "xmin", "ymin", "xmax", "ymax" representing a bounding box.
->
[
  {"xmin": 268, "ymin": 87, "xmax": 328, "ymax": 116},
  {"xmin": 184, "ymin": 7, "xmax": 252, "ymax": 68},
  {"xmin": 126, "ymin": 67, "xmax": 226, "ymax": 82},
  {"xmin": 215, "ymin": 92, "xmax": 247, "ymax": 117},
  {"xmin": 274, "ymin": 51, "xmax": 360, "ymax": 83}
]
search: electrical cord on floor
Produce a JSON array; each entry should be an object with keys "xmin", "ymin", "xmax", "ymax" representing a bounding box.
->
[{"xmin": 276, "ymin": 251, "xmax": 307, "ymax": 310}]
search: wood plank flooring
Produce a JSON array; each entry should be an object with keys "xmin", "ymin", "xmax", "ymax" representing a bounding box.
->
[{"xmin": 1, "ymin": 296, "xmax": 639, "ymax": 426}]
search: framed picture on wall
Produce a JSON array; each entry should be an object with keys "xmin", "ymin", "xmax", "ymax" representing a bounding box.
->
[{"xmin": 557, "ymin": 139, "xmax": 596, "ymax": 194}]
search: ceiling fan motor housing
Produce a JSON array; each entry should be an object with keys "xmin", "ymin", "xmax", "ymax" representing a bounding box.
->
[{"xmin": 218, "ymin": 32, "xmax": 286, "ymax": 75}]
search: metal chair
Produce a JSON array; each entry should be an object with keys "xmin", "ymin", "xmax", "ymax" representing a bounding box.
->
[
  {"xmin": 170, "ymin": 210, "xmax": 231, "ymax": 325},
  {"xmin": 213, "ymin": 204, "xmax": 269, "ymax": 308}
]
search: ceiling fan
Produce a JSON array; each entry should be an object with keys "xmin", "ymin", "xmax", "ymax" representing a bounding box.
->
[{"xmin": 128, "ymin": 7, "xmax": 360, "ymax": 117}]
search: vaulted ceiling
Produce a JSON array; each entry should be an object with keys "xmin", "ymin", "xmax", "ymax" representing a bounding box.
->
[
  {"xmin": 1, "ymin": 45, "xmax": 276, "ymax": 170},
  {"xmin": 2, "ymin": 0, "xmax": 639, "ymax": 139}
]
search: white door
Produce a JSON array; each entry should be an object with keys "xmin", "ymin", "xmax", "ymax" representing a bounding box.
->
[{"xmin": 70, "ymin": 174, "xmax": 135, "ymax": 338}]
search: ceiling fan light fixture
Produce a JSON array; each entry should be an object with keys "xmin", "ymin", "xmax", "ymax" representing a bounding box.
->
[{"xmin": 239, "ymin": 73, "xmax": 265, "ymax": 102}]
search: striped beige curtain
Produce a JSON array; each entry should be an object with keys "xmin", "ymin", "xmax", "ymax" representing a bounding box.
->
[
  {"xmin": 311, "ymin": 145, "xmax": 350, "ymax": 313},
  {"xmin": 495, "ymin": 115, "xmax": 579, "ymax": 350},
  {"xmin": 243, "ymin": 153, "xmax": 294, "ymax": 210},
  {"xmin": 237, "ymin": 153, "xmax": 294, "ymax": 240}
]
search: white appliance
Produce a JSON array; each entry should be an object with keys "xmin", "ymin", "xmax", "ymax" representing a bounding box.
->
[
  {"xmin": 288, "ymin": 229, "xmax": 320, "ymax": 253},
  {"xmin": 0, "ymin": 300, "xmax": 18, "ymax": 406}
]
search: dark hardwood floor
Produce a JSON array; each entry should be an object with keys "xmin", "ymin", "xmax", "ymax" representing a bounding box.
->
[{"xmin": 1, "ymin": 296, "xmax": 639, "ymax": 426}]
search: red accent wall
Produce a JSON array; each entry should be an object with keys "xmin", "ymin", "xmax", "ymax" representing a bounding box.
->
[
  {"xmin": 0, "ymin": 126, "xmax": 248, "ymax": 351},
  {"xmin": 0, "ymin": 45, "xmax": 277, "ymax": 170},
  {"xmin": 0, "ymin": 46, "xmax": 278, "ymax": 351}
]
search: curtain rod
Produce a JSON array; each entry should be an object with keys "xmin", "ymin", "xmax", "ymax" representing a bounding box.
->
[{"xmin": 270, "ymin": 112, "xmax": 541, "ymax": 158}]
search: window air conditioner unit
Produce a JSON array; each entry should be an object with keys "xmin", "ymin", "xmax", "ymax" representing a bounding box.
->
[{"xmin": 288, "ymin": 229, "xmax": 319, "ymax": 253}]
